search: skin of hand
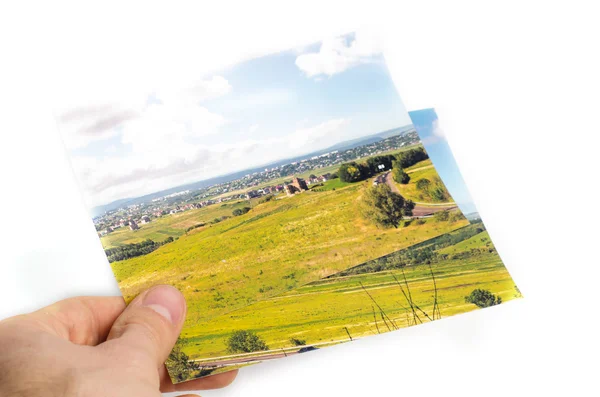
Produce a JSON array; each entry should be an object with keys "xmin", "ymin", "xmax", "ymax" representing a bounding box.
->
[{"xmin": 0, "ymin": 285, "xmax": 237, "ymax": 396}]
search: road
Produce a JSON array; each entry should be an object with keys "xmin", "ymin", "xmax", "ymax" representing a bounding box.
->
[
  {"xmin": 192, "ymin": 339, "xmax": 354, "ymax": 368},
  {"xmin": 195, "ymin": 351, "xmax": 299, "ymax": 367},
  {"xmin": 377, "ymin": 172, "xmax": 458, "ymax": 217}
]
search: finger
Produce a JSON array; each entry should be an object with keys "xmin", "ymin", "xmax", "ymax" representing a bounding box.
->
[
  {"xmin": 104, "ymin": 285, "xmax": 186, "ymax": 368},
  {"xmin": 3, "ymin": 296, "xmax": 125, "ymax": 345},
  {"xmin": 159, "ymin": 364, "xmax": 238, "ymax": 392}
]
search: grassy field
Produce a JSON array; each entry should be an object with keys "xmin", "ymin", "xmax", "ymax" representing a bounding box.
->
[
  {"xmin": 178, "ymin": 226, "xmax": 517, "ymax": 360},
  {"xmin": 395, "ymin": 159, "xmax": 454, "ymax": 204},
  {"xmin": 101, "ymin": 200, "xmax": 257, "ymax": 248},
  {"xmin": 111, "ymin": 179, "xmax": 469, "ymax": 323},
  {"xmin": 404, "ymin": 158, "xmax": 433, "ymax": 172}
]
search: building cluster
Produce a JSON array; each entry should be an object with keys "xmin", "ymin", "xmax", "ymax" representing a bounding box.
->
[{"xmin": 95, "ymin": 131, "xmax": 420, "ymax": 237}]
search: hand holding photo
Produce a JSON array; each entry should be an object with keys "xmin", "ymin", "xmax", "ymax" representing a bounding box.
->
[{"xmin": 54, "ymin": 32, "xmax": 519, "ymax": 382}]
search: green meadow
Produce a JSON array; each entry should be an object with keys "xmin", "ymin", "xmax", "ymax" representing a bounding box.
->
[
  {"xmin": 111, "ymin": 178, "xmax": 469, "ymax": 323},
  {"xmin": 178, "ymin": 227, "xmax": 517, "ymax": 360}
]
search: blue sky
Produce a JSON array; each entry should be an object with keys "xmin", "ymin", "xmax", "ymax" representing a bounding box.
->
[
  {"xmin": 409, "ymin": 109, "xmax": 478, "ymax": 215},
  {"xmin": 58, "ymin": 32, "xmax": 412, "ymax": 206}
]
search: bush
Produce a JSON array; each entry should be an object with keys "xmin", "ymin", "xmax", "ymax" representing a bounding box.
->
[
  {"xmin": 258, "ymin": 195, "xmax": 274, "ymax": 204},
  {"xmin": 233, "ymin": 207, "xmax": 251, "ymax": 216},
  {"xmin": 166, "ymin": 345, "xmax": 199, "ymax": 382},
  {"xmin": 465, "ymin": 289, "xmax": 502, "ymax": 308},
  {"xmin": 289, "ymin": 337, "xmax": 306, "ymax": 346},
  {"xmin": 449, "ymin": 211, "xmax": 465, "ymax": 222},
  {"xmin": 433, "ymin": 210, "xmax": 450, "ymax": 222},
  {"xmin": 227, "ymin": 330, "xmax": 269, "ymax": 353}
]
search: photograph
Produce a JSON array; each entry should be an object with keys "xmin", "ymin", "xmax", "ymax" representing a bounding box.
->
[
  {"xmin": 163, "ymin": 109, "xmax": 519, "ymax": 381},
  {"xmin": 54, "ymin": 33, "xmax": 517, "ymax": 382}
]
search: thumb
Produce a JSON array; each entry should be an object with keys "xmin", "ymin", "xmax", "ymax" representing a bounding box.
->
[{"xmin": 104, "ymin": 285, "xmax": 186, "ymax": 368}]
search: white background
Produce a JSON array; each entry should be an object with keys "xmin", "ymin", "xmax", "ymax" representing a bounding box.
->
[{"xmin": 1, "ymin": 1, "xmax": 599, "ymax": 396}]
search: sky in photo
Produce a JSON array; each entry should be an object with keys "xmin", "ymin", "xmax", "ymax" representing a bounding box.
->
[
  {"xmin": 409, "ymin": 109, "xmax": 477, "ymax": 215},
  {"xmin": 57, "ymin": 32, "xmax": 411, "ymax": 208}
]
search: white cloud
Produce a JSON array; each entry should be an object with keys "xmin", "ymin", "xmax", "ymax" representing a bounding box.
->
[
  {"xmin": 72, "ymin": 118, "xmax": 350, "ymax": 207},
  {"xmin": 295, "ymin": 32, "xmax": 383, "ymax": 78},
  {"xmin": 57, "ymin": 76, "xmax": 231, "ymax": 150},
  {"xmin": 421, "ymin": 118, "xmax": 447, "ymax": 146}
]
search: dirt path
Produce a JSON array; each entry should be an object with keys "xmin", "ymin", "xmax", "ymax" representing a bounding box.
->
[{"xmin": 406, "ymin": 164, "xmax": 434, "ymax": 174}]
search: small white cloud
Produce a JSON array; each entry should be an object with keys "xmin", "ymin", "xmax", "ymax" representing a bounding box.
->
[
  {"xmin": 295, "ymin": 32, "xmax": 383, "ymax": 78},
  {"xmin": 421, "ymin": 118, "xmax": 447, "ymax": 146}
]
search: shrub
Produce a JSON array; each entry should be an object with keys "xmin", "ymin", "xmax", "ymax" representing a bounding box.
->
[
  {"xmin": 289, "ymin": 337, "xmax": 306, "ymax": 346},
  {"xmin": 233, "ymin": 207, "xmax": 251, "ymax": 216},
  {"xmin": 166, "ymin": 345, "xmax": 199, "ymax": 382},
  {"xmin": 433, "ymin": 210, "xmax": 450, "ymax": 222},
  {"xmin": 465, "ymin": 289, "xmax": 502, "ymax": 308}
]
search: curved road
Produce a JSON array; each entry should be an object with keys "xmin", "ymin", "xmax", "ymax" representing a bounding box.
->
[{"xmin": 379, "ymin": 172, "xmax": 457, "ymax": 217}]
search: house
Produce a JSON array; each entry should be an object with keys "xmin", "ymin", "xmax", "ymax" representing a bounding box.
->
[
  {"xmin": 291, "ymin": 177, "xmax": 309, "ymax": 192},
  {"xmin": 141, "ymin": 216, "xmax": 151, "ymax": 224},
  {"xmin": 129, "ymin": 220, "xmax": 139, "ymax": 230},
  {"xmin": 284, "ymin": 184, "xmax": 298, "ymax": 196},
  {"xmin": 246, "ymin": 190, "xmax": 259, "ymax": 199}
]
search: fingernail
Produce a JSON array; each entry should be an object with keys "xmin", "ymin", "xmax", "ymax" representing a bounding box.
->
[{"xmin": 142, "ymin": 285, "xmax": 185, "ymax": 325}]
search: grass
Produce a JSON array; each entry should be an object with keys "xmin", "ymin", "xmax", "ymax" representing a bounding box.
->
[
  {"xmin": 111, "ymin": 179, "xmax": 469, "ymax": 323},
  {"xmin": 101, "ymin": 200, "xmax": 257, "ymax": 248},
  {"xmin": 311, "ymin": 178, "xmax": 352, "ymax": 191},
  {"xmin": 177, "ymin": 228, "xmax": 517, "ymax": 360},
  {"xmin": 404, "ymin": 158, "xmax": 433, "ymax": 172},
  {"xmin": 394, "ymin": 160, "xmax": 454, "ymax": 204}
]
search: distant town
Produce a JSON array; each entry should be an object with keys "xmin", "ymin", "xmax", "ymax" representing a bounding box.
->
[{"xmin": 94, "ymin": 130, "xmax": 420, "ymax": 236}]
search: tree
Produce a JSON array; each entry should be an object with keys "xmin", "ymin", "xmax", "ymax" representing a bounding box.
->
[
  {"xmin": 392, "ymin": 162, "xmax": 410, "ymax": 184},
  {"xmin": 366, "ymin": 155, "xmax": 395, "ymax": 174},
  {"xmin": 227, "ymin": 330, "xmax": 269, "ymax": 353},
  {"xmin": 166, "ymin": 345, "xmax": 200, "ymax": 382},
  {"xmin": 464, "ymin": 289, "xmax": 502, "ymax": 308},
  {"xmin": 395, "ymin": 147, "xmax": 429, "ymax": 168},
  {"xmin": 359, "ymin": 184, "xmax": 412, "ymax": 228},
  {"xmin": 339, "ymin": 162, "xmax": 365, "ymax": 182}
]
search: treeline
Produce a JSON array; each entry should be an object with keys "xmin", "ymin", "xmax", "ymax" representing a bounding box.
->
[
  {"xmin": 330, "ymin": 221, "xmax": 488, "ymax": 277},
  {"xmin": 338, "ymin": 147, "xmax": 429, "ymax": 183},
  {"xmin": 105, "ymin": 237, "xmax": 174, "ymax": 263}
]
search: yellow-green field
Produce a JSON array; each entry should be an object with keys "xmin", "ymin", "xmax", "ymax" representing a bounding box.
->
[
  {"xmin": 178, "ymin": 228, "xmax": 517, "ymax": 360},
  {"xmin": 111, "ymin": 179, "xmax": 469, "ymax": 323},
  {"xmin": 396, "ymin": 161, "xmax": 454, "ymax": 204}
]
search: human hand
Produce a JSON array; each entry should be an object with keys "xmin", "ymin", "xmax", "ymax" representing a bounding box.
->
[{"xmin": 0, "ymin": 285, "xmax": 237, "ymax": 396}]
